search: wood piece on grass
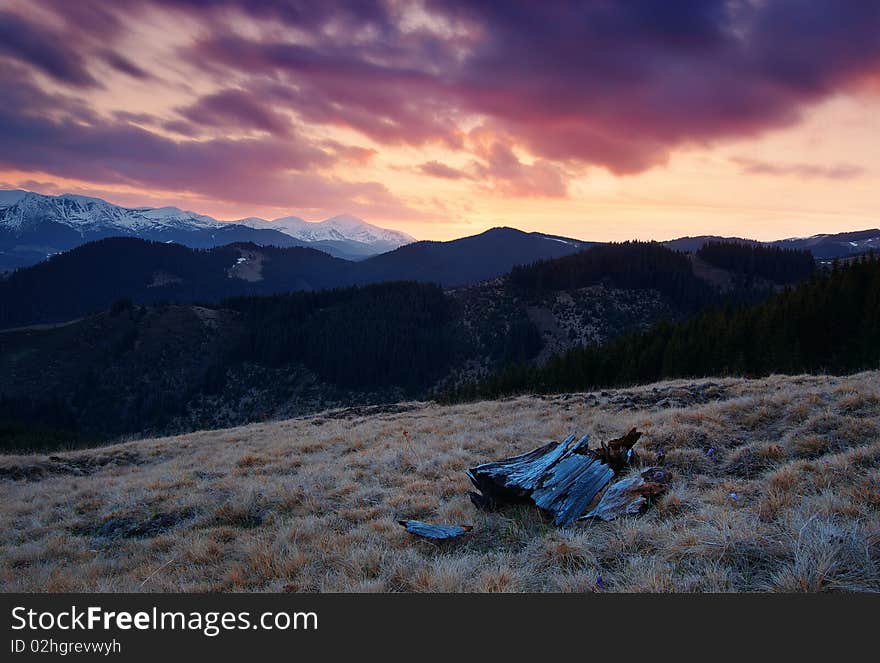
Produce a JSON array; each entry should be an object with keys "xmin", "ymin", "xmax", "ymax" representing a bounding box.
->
[
  {"xmin": 595, "ymin": 428, "xmax": 643, "ymax": 473},
  {"xmin": 580, "ymin": 467, "xmax": 672, "ymax": 522},
  {"xmin": 397, "ymin": 520, "xmax": 473, "ymax": 541},
  {"xmin": 531, "ymin": 454, "xmax": 614, "ymax": 526},
  {"xmin": 467, "ymin": 434, "xmax": 615, "ymax": 527},
  {"xmin": 466, "ymin": 435, "xmax": 576, "ymax": 510}
]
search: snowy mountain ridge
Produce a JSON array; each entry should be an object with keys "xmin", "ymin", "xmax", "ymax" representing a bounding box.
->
[
  {"xmin": 0, "ymin": 190, "xmax": 414, "ymax": 247},
  {"xmin": 0, "ymin": 190, "xmax": 417, "ymax": 270},
  {"xmin": 238, "ymin": 213, "xmax": 414, "ymax": 248}
]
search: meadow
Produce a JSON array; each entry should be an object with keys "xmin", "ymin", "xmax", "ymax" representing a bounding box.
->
[{"xmin": 1, "ymin": 372, "xmax": 878, "ymax": 592}]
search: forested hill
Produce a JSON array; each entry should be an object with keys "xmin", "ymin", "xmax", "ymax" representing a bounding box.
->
[
  {"xmin": 0, "ymin": 238, "xmax": 355, "ymax": 329},
  {"xmin": 359, "ymin": 227, "xmax": 591, "ymax": 286},
  {"xmin": 444, "ymin": 254, "xmax": 880, "ymax": 402},
  {"xmin": 0, "ymin": 228, "xmax": 587, "ymax": 329},
  {"xmin": 507, "ymin": 240, "xmax": 807, "ymax": 312},
  {"xmin": 0, "ymin": 233, "xmax": 834, "ymax": 330},
  {"xmin": 0, "ymin": 282, "xmax": 461, "ymax": 448},
  {"xmin": 696, "ymin": 240, "xmax": 815, "ymax": 285}
]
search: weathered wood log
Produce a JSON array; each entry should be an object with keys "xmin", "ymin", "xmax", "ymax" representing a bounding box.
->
[
  {"xmin": 397, "ymin": 520, "xmax": 473, "ymax": 541},
  {"xmin": 466, "ymin": 435, "xmax": 578, "ymax": 509},
  {"xmin": 467, "ymin": 434, "xmax": 615, "ymax": 527},
  {"xmin": 580, "ymin": 467, "xmax": 672, "ymax": 522},
  {"xmin": 531, "ymin": 454, "xmax": 614, "ymax": 526},
  {"xmin": 595, "ymin": 427, "xmax": 643, "ymax": 472}
]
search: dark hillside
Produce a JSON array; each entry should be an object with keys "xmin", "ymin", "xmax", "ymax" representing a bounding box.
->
[
  {"xmin": 0, "ymin": 238, "xmax": 353, "ymax": 328},
  {"xmin": 509, "ymin": 241, "xmax": 719, "ymax": 312},
  {"xmin": 696, "ymin": 241, "xmax": 815, "ymax": 285},
  {"xmin": 445, "ymin": 256, "xmax": 880, "ymax": 401}
]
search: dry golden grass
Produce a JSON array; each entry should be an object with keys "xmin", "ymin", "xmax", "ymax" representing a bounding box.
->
[{"xmin": 1, "ymin": 372, "xmax": 879, "ymax": 592}]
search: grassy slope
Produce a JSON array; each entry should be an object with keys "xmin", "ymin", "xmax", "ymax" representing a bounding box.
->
[{"xmin": 1, "ymin": 372, "xmax": 878, "ymax": 592}]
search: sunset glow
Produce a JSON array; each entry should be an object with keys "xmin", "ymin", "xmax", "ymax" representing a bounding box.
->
[{"xmin": 1, "ymin": 1, "xmax": 878, "ymax": 241}]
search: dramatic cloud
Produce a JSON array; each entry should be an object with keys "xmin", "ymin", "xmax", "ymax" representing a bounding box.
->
[
  {"xmin": 0, "ymin": 0, "xmax": 877, "ymax": 219},
  {"xmin": 98, "ymin": 49, "xmax": 152, "ymax": 81},
  {"xmin": 177, "ymin": 0, "xmax": 880, "ymax": 174},
  {"xmin": 417, "ymin": 148, "xmax": 568, "ymax": 198},
  {"xmin": 321, "ymin": 141, "xmax": 377, "ymax": 164},
  {"xmin": 0, "ymin": 68, "xmax": 408, "ymax": 215}
]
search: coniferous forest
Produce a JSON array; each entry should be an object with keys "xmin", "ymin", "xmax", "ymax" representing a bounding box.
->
[
  {"xmin": 224, "ymin": 282, "xmax": 460, "ymax": 391},
  {"xmin": 696, "ymin": 240, "xmax": 815, "ymax": 284},
  {"xmin": 510, "ymin": 241, "xmax": 720, "ymax": 312},
  {"xmin": 442, "ymin": 255, "xmax": 880, "ymax": 402}
]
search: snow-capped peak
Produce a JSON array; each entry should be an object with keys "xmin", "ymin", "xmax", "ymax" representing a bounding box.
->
[
  {"xmin": 0, "ymin": 190, "xmax": 225, "ymax": 233},
  {"xmin": 136, "ymin": 206, "xmax": 222, "ymax": 229},
  {"xmin": 1, "ymin": 191, "xmax": 133, "ymax": 231},
  {"xmin": 0, "ymin": 189, "xmax": 416, "ymax": 253},
  {"xmin": 238, "ymin": 213, "xmax": 415, "ymax": 249}
]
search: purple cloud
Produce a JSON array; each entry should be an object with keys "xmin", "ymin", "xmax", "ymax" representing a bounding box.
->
[
  {"xmin": 0, "ymin": 9, "xmax": 97, "ymax": 86},
  {"xmin": 1, "ymin": 0, "xmax": 878, "ymax": 204},
  {"xmin": 98, "ymin": 49, "xmax": 152, "ymax": 80},
  {"xmin": 172, "ymin": 0, "xmax": 880, "ymax": 176},
  {"xmin": 0, "ymin": 69, "xmax": 411, "ymax": 215},
  {"xmin": 176, "ymin": 89, "xmax": 293, "ymax": 136}
]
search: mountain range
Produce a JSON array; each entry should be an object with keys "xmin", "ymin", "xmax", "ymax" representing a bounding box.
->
[
  {"xmin": 0, "ymin": 190, "xmax": 414, "ymax": 271},
  {"xmin": 663, "ymin": 230, "xmax": 880, "ymax": 259},
  {"xmin": 237, "ymin": 214, "xmax": 413, "ymax": 258},
  {"xmin": 2, "ymin": 190, "xmax": 877, "ymax": 275},
  {"xmin": 1, "ymin": 188, "xmax": 879, "ymax": 332},
  {"xmin": 0, "ymin": 228, "xmax": 591, "ymax": 329}
]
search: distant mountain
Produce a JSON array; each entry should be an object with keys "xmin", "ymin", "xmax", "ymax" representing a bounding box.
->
[
  {"xmin": 773, "ymin": 229, "xmax": 880, "ymax": 260},
  {"xmin": 359, "ymin": 227, "xmax": 593, "ymax": 287},
  {"xmin": 664, "ymin": 229, "xmax": 880, "ymax": 259},
  {"xmin": 239, "ymin": 213, "xmax": 414, "ymax": 259},
  {"xmin": 0, "ymin": 190, "xmax": 307, "ymax": 271},
  {"xmin": 0, "ymin": 190, "xmax": 415, "ymax": 270},
  {"xmin": 0, "ymin": 227, "xmax": 590, "ymax": 328}
]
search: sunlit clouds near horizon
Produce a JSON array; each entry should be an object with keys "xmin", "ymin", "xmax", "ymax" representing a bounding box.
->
[{"xmin": 0, "ymin": 0, "xmax": 878, "ymax": 241}]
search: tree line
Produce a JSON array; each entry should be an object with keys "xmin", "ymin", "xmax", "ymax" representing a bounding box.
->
[{"xmin": 696, "ymin": 240, "xmax": 815, "ymax": 284}]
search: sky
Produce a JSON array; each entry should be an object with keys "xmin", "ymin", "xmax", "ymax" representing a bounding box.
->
[{"xmin": 0, "ymin": 0, "xmax": 878, "ymax": 242}]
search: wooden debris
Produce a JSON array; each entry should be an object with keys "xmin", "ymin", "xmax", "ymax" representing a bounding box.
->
[
  {"xmin": 581, "ymin": 467, "xmax": 672, "ymax": 522},
  {"xmin": 595, "ymin": 427, "xmax": 643, "ymax": 472},
  {"xmin": 467, "ymin": 434, "xmax": 617, "ymax": 527},
  {"xmin": 462, "ymin": 429, "xmax": 666, "ymax": 529},
  {"xmin": 397, "ymin": 520, "xmax": 473, "ymax": 541},
  {"xmin": 467, "ymin": 435, "xmax": 581, "ymax": 510}
]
